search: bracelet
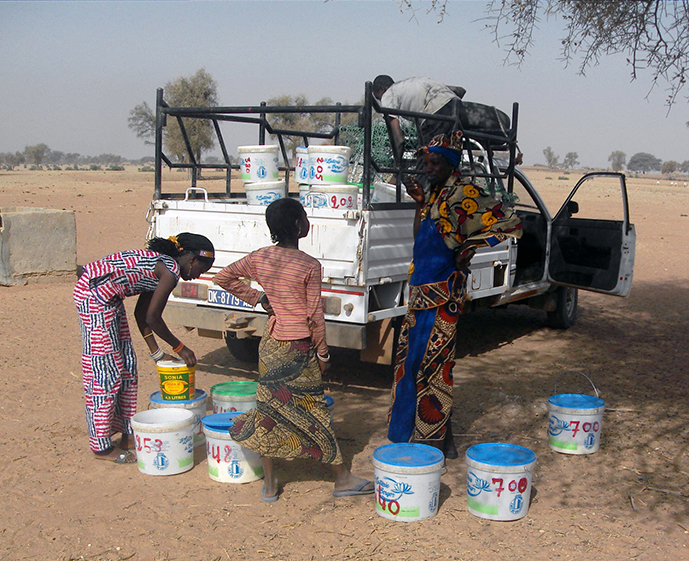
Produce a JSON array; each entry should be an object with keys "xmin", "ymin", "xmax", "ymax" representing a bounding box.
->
[
  {"xmin": 172, "ymin": 341, "xmax": 185, "ymax": 354},
  {"xmin": 316, "ymin": 352, "xmax": 330, "ymax": 362},
  {"xmin": 143, "ymin": 332, "xmax": 155, "ymax": 340},
  {"xmin": 150, "ymin": 348, "xmax": 165, "ymax": 361}
]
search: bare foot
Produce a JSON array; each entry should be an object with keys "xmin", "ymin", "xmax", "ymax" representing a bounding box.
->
[
  {"xmin": 333, "ymin": 473, "xmax": 374, "ymax": 494},
  {"xmin": 119, "ymin": 434, "xmax": 136, "ymax": 451}
]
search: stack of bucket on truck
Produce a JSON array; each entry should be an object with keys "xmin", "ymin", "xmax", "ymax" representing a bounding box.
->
[
  {"xmin": 297, "ymin": 145, "xmax": 358, "ymax": 209},
  {"xmin": 238, "ymin": 145, "xmax": 285, "ymax": 205}
]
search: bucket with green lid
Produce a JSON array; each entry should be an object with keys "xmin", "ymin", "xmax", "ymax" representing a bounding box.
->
[{"xmin": 211, "ymin": 381, "xmax": 258, "ymax": 413}]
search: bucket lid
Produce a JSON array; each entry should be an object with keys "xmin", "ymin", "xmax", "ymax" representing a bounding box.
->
[
  {"xmin": 307, "ymin": 145, "xmax": 352, "ymax": 156},
  {"xmin": 324, "ymin": 395, "xmax": 334, "ymax": 407},
  {"xmin": 150, "ymin": 389, "xmax": 206, "ymax": 405},
  {"xmin": 372, "ymin": 443, "xmax": 444, "ymax": 473},
  {"xmin": 548, "ymin": 393, "xmax": 604, "ymax": 409},
  {"xmin": 211, "ymin": 381, "xmax": 258, "ymax": 397},
  {"xmin": 244, "ymin": 180, "xmax": 285, "ymax": 190},
  {"xmin": 238, "ymin": 144, "xmax": 279, "ymax": 152},
  {"xmin": 156, "ymin": 358, "xmax": 194, "ymax": 371},
  {"xmin": 131, "ymin": 408, "xmax": 195, "ymax": 432},
  {"xmin": 466, "ymin": 443, "xmax": 536, "ymax": 467},
  {"xmin": 201, "ymin": 412, "xmax": 243, "ymax": 431}
]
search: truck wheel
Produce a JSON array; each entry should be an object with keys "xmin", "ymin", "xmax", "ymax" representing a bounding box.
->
[
  {"xmin": 547, "ymin": 286, "xmax": 578, "ymax": 329},
  {"xmin": 224, "ymin": 332, "xmax": 259, "ymax": 363}
]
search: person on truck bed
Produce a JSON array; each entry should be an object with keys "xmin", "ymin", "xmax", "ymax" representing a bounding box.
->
[
  {"xmin": 212, "ymin": 198, "xmax": 374, "ymax": 502},
  {"xmin": 73, "ymin": 233, "xmax": 215, "ymax": 463},
  {"xmin": 372, "ymin": 75, "xmax": 464, "ymax": 160},
  {"xmin": 387, "ymin": 131, "xmax": 521, "ymax": 458}
]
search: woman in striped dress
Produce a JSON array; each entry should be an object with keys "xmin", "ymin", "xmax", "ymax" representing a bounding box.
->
[
  {"xmin": 213, "ymin": 198, "xmax": 373, "ymax": 502},
  {"xmin": 74, "ymin": 233, "xmax": 215, "ymax": 463}
]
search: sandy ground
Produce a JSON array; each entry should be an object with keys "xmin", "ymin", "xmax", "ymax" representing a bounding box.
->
[{"xmin": 0, "ymin": 166, "xmax": 688, "ymax": 561}]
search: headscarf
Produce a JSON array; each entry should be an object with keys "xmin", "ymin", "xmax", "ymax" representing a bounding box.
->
[{"xmin": 415, "ymin": 131, "xmax": 463, "ymax": 168}]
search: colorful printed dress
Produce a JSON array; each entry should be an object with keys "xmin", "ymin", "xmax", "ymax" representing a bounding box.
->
[
  {"xmin": 212, "ymin": 246, "xmax": 342, "ymax": 465},
  {"xmin": 388, "ymin": 172, "xmax": 521, "ymax": 446},
  {"xmin": 73, "ymin": 250, "xmax": 180, "ymax": 452}
]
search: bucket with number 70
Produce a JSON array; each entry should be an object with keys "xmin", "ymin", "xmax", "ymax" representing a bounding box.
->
[{"xmin": 547, "ymin": 370, "xmax": 605, "ymax": 455}]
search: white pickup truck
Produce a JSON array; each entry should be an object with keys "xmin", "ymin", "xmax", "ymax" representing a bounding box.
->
[{"xmin": 148, "ymin": 84, "xmax": 635, "ymax": 365}]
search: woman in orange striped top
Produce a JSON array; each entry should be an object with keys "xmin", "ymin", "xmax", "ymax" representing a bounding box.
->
[{"xmin": 213, "ymin": 197, "xmax": 374, "ymax": 502}]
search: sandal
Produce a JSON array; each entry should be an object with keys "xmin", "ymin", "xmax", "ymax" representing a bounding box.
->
[{"xmin": 95, "ymin": 449, "xmax": 137, "ymax": 464}]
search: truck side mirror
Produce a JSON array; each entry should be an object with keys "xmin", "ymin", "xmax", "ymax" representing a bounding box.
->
[{"xmin": 567, "ymin": 200, "xmax": 579, "ymax": 217}]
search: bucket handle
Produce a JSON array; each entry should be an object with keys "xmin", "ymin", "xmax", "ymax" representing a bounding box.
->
[
  {"xmin": 184, "ymin": 187, "xmax": 209, "ymax": 202},
  {"xmin": 553, "ymin": 370, "xmax": 600, "ymax": 398}
]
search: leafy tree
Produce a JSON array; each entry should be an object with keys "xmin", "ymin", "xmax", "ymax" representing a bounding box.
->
[
  {"xmin": 543, "ymin": 146, "xmax": 559, "ymax": 168},
  {"xmin": 265, "ymin": 94, "xmax": 358, "ymax": 155},
  {"xmin": 680, "ymin": 160, "xmax": 689, "ymax": 173},
  {"xmin": 401, "ymin": 0, "xmax": 689, "ymax": 108},
  {"xmin": 627, "ymin": 152, "xmax": 662, "ymax": 173},
  {"xmin": 128, "ymin": 101, "xmax": 155, "ymax": 145},
  {"xmin": 608, "ymin": 151, "xmax": 626, "ymax": 171},
  {"xmin": 661, "ymin": 160, "xmax": 678, "ymax": 175},
  {"xmin": 24, "ymin": 144, "xmax": 50, "ymax": 166},
  {"xmin": 563, "ymin": 152, "xmax": 579, "ymax": 169},
  {"xmin": 163, "ymin": 68, "xmax": 218, "ymax": 165},
  {"xmin": 129, "ymin": 68, "xmax": 218, "ymax": 165}
]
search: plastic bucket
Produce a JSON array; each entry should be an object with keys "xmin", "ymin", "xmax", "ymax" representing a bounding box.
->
[
  {"xmin": 149, "ymin": 389, "xmax": 208, "ymax": 448},
  {"xmin": 548, "ymin": 371, "xmax": 605, "ymax": 455},
  {"xmin": 202, "ymin": 413, "xmax": 264, "ymax": 483},
  {"xmin": 156, "ymin": 359, "xmax": 195, "ymax": 401},
  {"xmin": 465, "ymin": 443, "xmax": 536, "ymax": 521},
  {"xmin": 372, "ymin": 443, "xmax": 444, "ymax": 522},
  {"xmin": 295, "ymin": 147, "xmax": 309, "ymax": 184},
  {"xmin": 308, "ymin": 145, "xmax": 352, "ymax": 184},
  {"xmin": 244, "ymin": 180, "xmax": 285, "ymax": 206},
  {"xmin": 238, "ymin": 145, "xmax": 279, "ymax": 183},
  {"xmin": 211, "ymin": 381, "xmax": 258, "ymax": 413},
  {"xmin": 309, "ymin": 184, "xmax": 359, "ymax": 210},
  {"xmin": 130, "ymin": 409, "xmax": 195, "ymax": 476}
]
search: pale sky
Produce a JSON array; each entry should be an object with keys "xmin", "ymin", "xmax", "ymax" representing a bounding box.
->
[{"xmin": 1, "ymin": 0, "xmax": 687, "ymax": 169}]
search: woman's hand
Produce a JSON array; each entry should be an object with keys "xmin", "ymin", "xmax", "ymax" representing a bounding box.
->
[
  {"xmin": 318, "ymin": 357, "xmax": 331, "ymax": 375},
  {"xmin": 259, "ymin": 293, "xmax": 275, "ymax": 316},
  {"xmin": 177, "ymin": 346, "xmax": 197, "ymax": 367},
  {"xmin": 404, "ymin": 177, "xmax": 425, "ymax": 205},
  {"xmin": 455, "ymin": 242, "xmax": 477, "ymax": 273}
]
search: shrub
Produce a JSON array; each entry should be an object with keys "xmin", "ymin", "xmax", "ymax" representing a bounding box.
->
[
  {"xmin": 107, "ymin": 165, "xmax": 125, "ymax": 171},
  {"xmin": 558, "ymin": 176, "xmax": 568, "ymax": 180},
  {"xmin": 90, "ymin": 164, "xmax": 102, "ymax": 171},
  {"xmin": 138, "ymin": 166, "xmax": 154, "ymax": 172}
]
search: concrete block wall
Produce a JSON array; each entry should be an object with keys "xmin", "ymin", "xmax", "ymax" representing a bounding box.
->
[{"xmin": 0, "ymin": 207, "xmax": 77, "ymax": 286}]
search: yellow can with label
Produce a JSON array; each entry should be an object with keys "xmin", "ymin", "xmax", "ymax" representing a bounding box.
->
[{"xmin": 156, "ymin": 359, "xmax": 196, "ymax": 401}]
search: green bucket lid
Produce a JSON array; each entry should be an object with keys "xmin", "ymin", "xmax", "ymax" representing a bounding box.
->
[{"xmin": 211, "ymin": 381, "xmax": 258, "ymax": 397}]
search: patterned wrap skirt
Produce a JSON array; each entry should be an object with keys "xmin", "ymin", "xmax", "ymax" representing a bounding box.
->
[
  {"xmin": 73, "ymin": 274, "xmax": 138, "ymax": 452},
  {"xmin": 228, "ymin": 332, "xmax": 343, "ymax": 465},
  {"xmin": 388, "ymin": 216, "xmax": 466, "ymax": 445}
]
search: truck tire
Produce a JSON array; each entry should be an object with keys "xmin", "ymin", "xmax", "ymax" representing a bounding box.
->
[
  {"xmin": 547, "ymin": 286, "xmax": 578, "ymax": 329},
  {"xmin": 224, "ymin": 332, "xmax": 259, "ymax": 363}
]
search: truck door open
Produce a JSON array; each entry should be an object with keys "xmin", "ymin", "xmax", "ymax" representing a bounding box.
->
[{"xmin": 548, "ymin": 172, "xmax": 635, "ymax": 296}]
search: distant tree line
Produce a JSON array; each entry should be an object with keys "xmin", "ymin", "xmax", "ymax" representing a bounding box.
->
[
  {"xmin": 0, "ymin": 144, "xmax": 153, "ymax": 171},
  {"xmin": 541, "ymin": 146, "xmax": 689, "ymax": 175}
]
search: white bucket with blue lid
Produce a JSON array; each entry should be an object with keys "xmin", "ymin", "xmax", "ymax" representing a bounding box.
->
[
  {"xmin": 548, "ymin": 371, "xmax": 605, "ymax": 455},
  {"xmin": 465, "ymin": 443, "xmax": 536, "ymax": 521},
  {"xmin": 149, "ymin": 389, "xmax": 207, "ymax": 447},
  {"xmin": 201, "ymin": 412, "xmax": 264, "ymax": 484},
  {"xmin": 130, "ymin": 409, "xmax": 195, "ymax": 476},
  {"xmin": 372, "ymin": 443, "xmax": 444, "ymax": 522}
]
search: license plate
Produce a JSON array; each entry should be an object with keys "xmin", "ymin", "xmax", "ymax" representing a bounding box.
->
[{"xmin": 207, "ymin": 288, "xmax": 253, "ymax": 310}]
